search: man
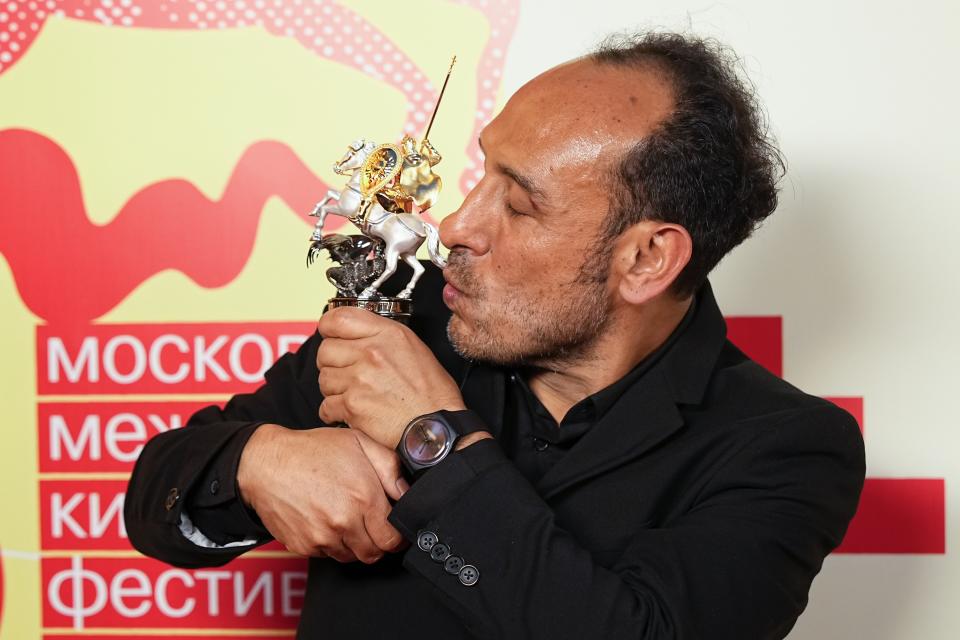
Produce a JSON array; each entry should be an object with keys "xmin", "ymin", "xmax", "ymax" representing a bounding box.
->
[{"xmin": 125, "ymin": 33, "xmax": 865, "ymax": 639}]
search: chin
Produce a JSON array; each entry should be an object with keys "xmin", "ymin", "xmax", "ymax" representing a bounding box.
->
[
  {"xmin": 446, "ymin": 316, "xmax": 526, "ymax": 366},
  {"xmin": 445, "ymin": 295, "xmax": 611, "ymax": 369}
]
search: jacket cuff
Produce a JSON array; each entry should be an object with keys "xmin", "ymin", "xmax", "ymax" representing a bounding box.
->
[
  {"xmin": 389, "ymin": 438, "xmax": 509, "ymax": 541},
  {"xmin": 185, "ymin": 421, "xmax": 271, "ymax": 544},
  {"xmin": 388, "ymin": 445, "xmax": 541, "ymax": 638}
]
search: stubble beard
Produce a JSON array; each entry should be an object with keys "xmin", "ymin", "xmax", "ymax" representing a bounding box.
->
[{"xmin": 445, "ymin": 247, "xmax": 613, "ymax": 369}]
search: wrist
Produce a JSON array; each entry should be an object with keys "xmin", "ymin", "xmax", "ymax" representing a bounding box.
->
[{"xmin": 237, "ymin": 423, "xmax": 285, "ymax": 509}]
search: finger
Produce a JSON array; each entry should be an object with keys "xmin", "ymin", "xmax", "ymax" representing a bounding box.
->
[
  {"xmin": 282, "ymin": 539, "xmax": 330, "ymax": 559},
  {"xmin": 356, "ymin": 432, "xmax": 408, "ymax": 501},
  {"xmin": 342, "ymin": 519, "xmax": 384, "ymax": 564},
  {"xmin": 363, "ymin": 495, "xmax": 404, "ymax": 553},
  {"xmin": 324, "ymin": 539, "xmax": 360, "ymax": 564},
  {"xmin": 317, "ymin": 366, "xmax": 351, "ymax": 397},
  {"xmin": 318, "ymin": 306, "xmax": 393, "ymax": 340},
  {"xmin": 316, "ymin": 338, "xmax": 361, "ymax": 368},
  {"xmin": 318, "ymin": 395, "xmax": 347, "ymax": 425}
]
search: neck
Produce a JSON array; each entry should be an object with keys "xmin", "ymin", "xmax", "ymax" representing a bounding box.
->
[{"xmin": 526, "ymin": 295, "xmax": 692, "ymax": 423}]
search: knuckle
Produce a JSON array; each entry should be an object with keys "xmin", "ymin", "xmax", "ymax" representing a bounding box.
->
[
  {"xmin": 365, "ymin": 345, "xmax": 385, "ymax": 366},
  {"xmin": 388, "ymin": 323, "xmax": 408, "ymax": 342},
  {"xmin": 328, "ymin": 515, "xmax": 350, "ymax": 533},
  {"xmin": 305, "ymin": 528, "xmax": 332, "ymax": 548},
  {"xmin": 354, "ymin": 369, "xmax": 375, "ymax": 392},
  {"xmin": 353, "ymin": 486, "xmax": 376, "ymax": 509},
  {"xmin": 331, "ymin": 310, "xmax": 351, "ymax": 332},
  {"xmin": 342, "ymin": 393, "xmax": 359, "ymax": 415}
]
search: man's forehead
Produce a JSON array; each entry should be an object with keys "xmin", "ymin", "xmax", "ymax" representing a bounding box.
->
[{"xmin": 484, "ymin": 59, "xmax": 674, "ymax": 170}]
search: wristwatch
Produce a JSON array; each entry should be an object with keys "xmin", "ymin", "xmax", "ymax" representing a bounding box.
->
[{"xmin": 396, "ymin": 409, "xmax": 486, "ymax": 478}]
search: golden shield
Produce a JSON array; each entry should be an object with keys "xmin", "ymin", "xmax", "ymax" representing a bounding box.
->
[{"xmin": 360, "ymin": 144, "xmax": 403, "ymax": 197}]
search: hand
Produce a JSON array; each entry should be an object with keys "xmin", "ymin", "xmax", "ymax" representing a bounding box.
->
[
  {"xmin": 316, "ymin": 307, "xmax": 466, "ymax": 448},
  {"xmin": 237, "ymin": 424, "xmax": 408, "ymax": 563}
]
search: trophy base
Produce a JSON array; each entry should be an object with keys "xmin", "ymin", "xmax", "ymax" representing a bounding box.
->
[{"xmin": 327, "ymin": 296, "xmax": 412, "ymax": 324}]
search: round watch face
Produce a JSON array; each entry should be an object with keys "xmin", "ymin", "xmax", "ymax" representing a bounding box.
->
[{"xmin": 403, "ymin": 417, "xmax": 453, "ymax": 465}]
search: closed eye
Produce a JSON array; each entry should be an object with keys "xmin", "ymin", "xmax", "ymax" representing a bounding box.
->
[{"xmin": 506, "ymin": 202, "xmax": 526, "ymax": 217}]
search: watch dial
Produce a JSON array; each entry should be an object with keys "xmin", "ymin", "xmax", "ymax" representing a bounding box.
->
[{"xmin": 404, "ymin": 418, "xmax": 451, "ymax": 464}]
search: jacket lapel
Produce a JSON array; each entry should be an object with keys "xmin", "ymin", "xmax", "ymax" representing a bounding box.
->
[
  {"xmin": 536, "ymin": 281, "xmax": 729, "ymax": 500},
  {"xmin": 537, "ymin": 370, "xmax": 683, "ymax": 499}
]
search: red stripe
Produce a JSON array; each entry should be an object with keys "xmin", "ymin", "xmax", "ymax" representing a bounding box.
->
[
  {"xmin": 824, "ymin": 396, "xmax": 864, "ymax": 433},
  {"xmin": 836, "ymin": 478, "xmax": 946, "ymax": 554},
  {"xmin": 725, "ymin": 316, "xmax": 782, "ymax": 377}
]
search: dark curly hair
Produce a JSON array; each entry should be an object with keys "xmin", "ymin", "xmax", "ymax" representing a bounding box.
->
[{"xmin": 590, "ymin": 32, "xmax": 785, "ymax": 297}]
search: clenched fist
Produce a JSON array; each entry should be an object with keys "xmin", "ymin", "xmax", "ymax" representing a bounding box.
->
[{"xmin": 315, "ymin": 306, "xmax": 466, "ymax": 448}]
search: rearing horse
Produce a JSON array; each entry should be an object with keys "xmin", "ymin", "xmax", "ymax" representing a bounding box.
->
[{"xmin": 309, "ymin": 139, "xmax": 447, "ymax": 299}]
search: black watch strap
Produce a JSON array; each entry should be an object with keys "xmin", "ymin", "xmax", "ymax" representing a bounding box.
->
[{"xmin": 434, "ymin": 409, "xmax": 487, "ymax": 438}]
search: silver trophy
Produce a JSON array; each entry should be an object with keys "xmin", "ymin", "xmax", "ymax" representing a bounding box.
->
[{"xmin": 306, "ymin": 58, "xmax": 455, "ymax": 323}]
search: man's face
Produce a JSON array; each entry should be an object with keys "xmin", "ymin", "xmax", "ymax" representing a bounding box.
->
[{"xmin": 439, "ymin": 60, "xmax": 673, "ymax": 366}]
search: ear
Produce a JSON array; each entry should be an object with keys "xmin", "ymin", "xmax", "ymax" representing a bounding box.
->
[{"xmin": 613, "ymin": 221, "xmax": 692, "ymax": 305}]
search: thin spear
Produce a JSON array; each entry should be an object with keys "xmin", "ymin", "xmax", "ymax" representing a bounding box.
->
[{"xmin": 420, "ymin": 56, "xmax": 457, "ymax": 151}]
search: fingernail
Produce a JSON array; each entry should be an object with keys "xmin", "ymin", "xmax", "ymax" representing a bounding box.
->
[{"xmin": 396, "ymin": 478, "xmax": 410, "ymax": 497}]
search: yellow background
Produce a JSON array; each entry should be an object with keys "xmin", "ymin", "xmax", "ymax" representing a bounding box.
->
[{"xmin": 0, "ymin": 3, "xmax": 490, "ymax": 636}]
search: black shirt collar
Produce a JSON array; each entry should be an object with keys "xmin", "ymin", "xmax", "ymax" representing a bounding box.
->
[{"xmin": 511, "ymin": 294, "xmax": 699, "ymax": 427}]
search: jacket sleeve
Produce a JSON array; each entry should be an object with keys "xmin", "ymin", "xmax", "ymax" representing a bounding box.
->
[
  {"xmin": 124, "ymin": 331, "xmax": 325, "ymax": 569},
  {"xmin": 388, "ymin": 403, "xmax": 865, "ymax": 640}
]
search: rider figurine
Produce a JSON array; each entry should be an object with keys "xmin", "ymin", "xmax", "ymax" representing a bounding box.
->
[
  {"xmin": 306, "ymin": 136, "xmax": 447, "ymax": 300},
  {"xmin": 306, "ymin": 57, "xmax": 456, "ymax": 301},
  {"xmin": 398, "ymin": 135, "xmax": 443, "ymax": 213}
]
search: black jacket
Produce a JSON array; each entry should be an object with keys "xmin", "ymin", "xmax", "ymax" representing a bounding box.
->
[{"xmin": 125, "ymin": 265, "xmax": 865, "ymax": 639}]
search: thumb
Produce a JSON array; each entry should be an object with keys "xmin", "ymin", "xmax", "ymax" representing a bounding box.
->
[{"xmin": 355, "ymin": 430, "xmax": 409, "ymax": 501}]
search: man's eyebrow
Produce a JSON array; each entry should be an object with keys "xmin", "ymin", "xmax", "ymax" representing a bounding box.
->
[
  {"xmin": 500, "ymin": 166, "xmax": 548, "ymax": 207},
  {"xmin": 478, "ymin": 136, "xmax": 549, "ymax": 207}
]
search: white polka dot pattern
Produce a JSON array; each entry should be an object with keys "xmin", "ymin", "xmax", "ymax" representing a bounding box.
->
[{"xmin": 0, "ymin": 0, "xmax": 519, "ymax": 195}]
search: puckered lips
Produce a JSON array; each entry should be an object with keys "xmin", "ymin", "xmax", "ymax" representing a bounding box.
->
[{"xmin": 442, "ymin": 269, "xmax": 467, "ymax": 309}]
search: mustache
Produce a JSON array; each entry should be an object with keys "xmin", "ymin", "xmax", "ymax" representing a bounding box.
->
[{"xmin": 444, "ymin": 249, "xmax": 481, "ymax": 293}]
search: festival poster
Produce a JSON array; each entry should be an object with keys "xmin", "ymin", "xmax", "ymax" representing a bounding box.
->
[{"xmin": 0, "ymin": 1, "xmax": 516, "ymax": 636}]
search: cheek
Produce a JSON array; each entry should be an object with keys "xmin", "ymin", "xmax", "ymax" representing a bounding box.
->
[{"xmin": 487, "ymin": 232, "xmax": 569, "ymax": 285}]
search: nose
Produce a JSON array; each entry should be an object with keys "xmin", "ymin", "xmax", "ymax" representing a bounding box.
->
[{"xmin": 439, "ymin": 180, "xmax": 493, "ymax": 256}]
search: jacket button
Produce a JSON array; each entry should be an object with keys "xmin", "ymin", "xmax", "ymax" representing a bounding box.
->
[
  {"xmin": 164, "ymin": 488, "xmax": 180, "ymax": 511},
  {"xmin": 417, "ymin": 530, "xmax": 439, "ymax": 552},
  {"xmin": 430, "ymin": 543, "xmax": 451, "ymax": 563},
  {"xmin": 458, "ymin": 564, "xmax": 479, "ymax": 586},
  {"xmin": 209, "ymin": 479, "xmax": 220, "ymax": 495},
  {"xmin": 444, "ymin": 555, "xmax": 464, "ymax": 575},
  {"xmin": 533, "ymin": 437, "xmax": 549, "ymax": 452}
]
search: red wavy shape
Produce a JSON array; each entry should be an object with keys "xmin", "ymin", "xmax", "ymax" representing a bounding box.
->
[
  {"xmin": 0, "ymin": 128, "xmax": 329, "ymax": 323},
  {"xmin": 0, "ymin": 1, "xmax": 518, "ymax": 322}
]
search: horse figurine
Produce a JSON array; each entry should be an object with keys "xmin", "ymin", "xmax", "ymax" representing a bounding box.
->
[{"xmin": 308, "ymin": 138, "xmax": 447, "ymax": 299}]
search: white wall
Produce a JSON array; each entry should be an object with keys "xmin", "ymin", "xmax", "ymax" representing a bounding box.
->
[{"xmin": 502, "ymin": 1, "xmax": 958, "ymax": 637}]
